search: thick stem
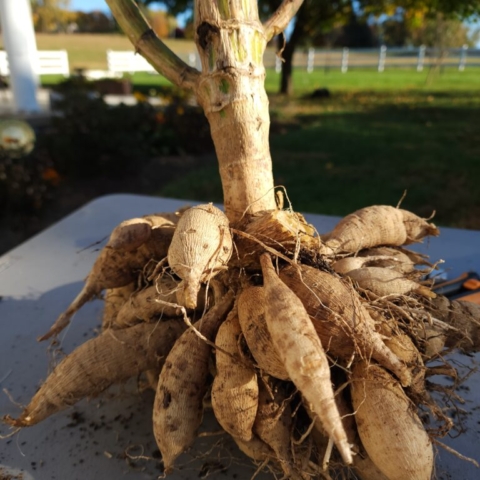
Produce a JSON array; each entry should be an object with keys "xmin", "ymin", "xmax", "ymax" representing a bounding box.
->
[
  {"xmin": 194, "ymin": 0, "xmax": 277, "ymax": 222},
  {"xmin": 107, "ymin": 0, "xmax": 300, "ymax": 223},
  {"xmin": 105, "ymin": 0, "xmax": 199, "ymax": 90}
]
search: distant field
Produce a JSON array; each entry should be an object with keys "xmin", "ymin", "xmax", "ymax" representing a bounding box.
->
[
  {"xmin": 3, "ymin": 33, "xmax": 478, "ymax": 93},
  {"xmin": 0, "ymin": 33, "xmax": 197, "ymax": 71}
]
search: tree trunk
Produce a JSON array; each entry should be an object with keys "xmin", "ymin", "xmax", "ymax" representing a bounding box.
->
[{"xmin": 279, "ymin": 7, "xmax": 306, "ymax": 95}]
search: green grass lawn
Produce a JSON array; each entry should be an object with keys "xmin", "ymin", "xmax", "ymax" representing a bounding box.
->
[
  {"xmin": 156, "ymin": 69, "xmax": 480, "ymax": 229},
  {"xmin": 39, "ymin": 57, "xmax": 480, "ymax": 230},
  {"xmin": 265, "ymin": 68, "xmax": 480, "ymax": 93},
  {"xmin": 1, "ymin": 34, "xmax": 197, "ymax": 71}
]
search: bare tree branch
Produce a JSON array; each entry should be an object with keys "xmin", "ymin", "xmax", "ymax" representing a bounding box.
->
[
  {"xmin": 106, "ymin": 0, "xmax": 200, "ymax": 91},
  {"xmin": 263, "ymin": 0, "xmax": 305, "ymax": 41}
]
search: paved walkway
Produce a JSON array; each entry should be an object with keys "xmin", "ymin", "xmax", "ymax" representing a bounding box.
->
[
  {"xmin": 0, "ymin": 88, "xmax": 163, "ymax": 121},
  {"xmin": 0, "ymin": 88, "xmax": 51, "ymax": 118}
]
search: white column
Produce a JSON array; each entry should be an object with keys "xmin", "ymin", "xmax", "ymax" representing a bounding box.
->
[{"xmin": 0, "ymin": 0, "xmax": 40, "ymax": 112}]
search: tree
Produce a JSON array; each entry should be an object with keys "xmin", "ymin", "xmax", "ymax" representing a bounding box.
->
[
  {"xmin": 31, "ymin": 0, "xmax": 72, "ymax": 32},
  {"xmin": 380, "ymin": 7, "xmax": 475, "ymax": 47},
  {"xmin": 147, "ymin": 9, "xmax": 178, "ymax": 38},
  {"xmin": 75, "ymin": 11, "xmax": 115, "ymax": 33}
]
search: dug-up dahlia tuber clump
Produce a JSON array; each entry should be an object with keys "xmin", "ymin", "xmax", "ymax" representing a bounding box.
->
[
  {"xmin": 4, "ymin": 199, "xmax": 479, "ymax": 479},
  {"xmin": 3, "ymin": 1, "xmax": 480, "ymax": 479}
]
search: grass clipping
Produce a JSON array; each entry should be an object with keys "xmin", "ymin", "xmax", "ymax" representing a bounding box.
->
[{"xmin": 3, "ymin": 203, "xmax": 480, "ymax": 480}]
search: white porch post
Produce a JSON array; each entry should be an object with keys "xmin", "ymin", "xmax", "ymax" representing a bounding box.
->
[{"xmin": 0, "ymin": 0, "xmax": 40, "ymax": 112}]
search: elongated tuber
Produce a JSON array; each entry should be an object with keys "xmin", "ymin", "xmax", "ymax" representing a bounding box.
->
[
  {"xmin": 260, "ymin": 254, "xmax": 353, "ymax": 465},
  {"xmin": 323, "ymin": 205, "xmax": 439, "ymax": 253},
  {"xmin": 346, "ymin": 266, "xmax": 435, "ymax": 298},
  {"xmin": 39, "ymin": 212, "xmax": 179, "ymax": 341},
  {"xmin": 152, "ymin": 290, "xmax": 234, "ymax": 473},
  {"xmin": 4, "ymin": 320, "xmax": 185, "ymax": 427},
  {"xmin": 237, "ymin": 286, "xmax": 289, "ymax": 380},
  {"xmin": 351, "ymin": 361, "xmax": 434, "ymax": 480},
  {"xmin": 211, "ymin": 311, "xmax": 259, "ymax": 442},
  {"xmin": 280, "ymin": 264, "xmax": 412, "ymax": 386}
]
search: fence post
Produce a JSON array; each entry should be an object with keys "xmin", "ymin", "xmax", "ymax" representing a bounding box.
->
[
  {"xmin": 275, "ymin": 55, "xmax": 281, "ymax": 74},
  {"xmin": 307, "ymin": 47, "xmax": 315, "ymax": 73},
  {"xmin": 378, "ymin": 45, "xmax": 387, "ymax": 72},
  {"xmin": 341, "ymin": 47, "xmax": 349, "ymax": 73},
  {"xmin": 458, "ymin": 44, "xmax": 468, "ymax": 71},
  {"xmin": 417, "ymin": 45, "xmax": 426, "ymax": 72}
]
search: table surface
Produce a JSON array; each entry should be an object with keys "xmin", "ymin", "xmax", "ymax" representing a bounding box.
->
[{"xmin": 0, "ymin": 194, "xmax": 479, "ymax": 480}]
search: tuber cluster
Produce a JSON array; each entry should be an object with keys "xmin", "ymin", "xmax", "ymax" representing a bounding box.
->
[{"xmin": 3, "ymin": 203, "xmax": 480, "ymax": 479}]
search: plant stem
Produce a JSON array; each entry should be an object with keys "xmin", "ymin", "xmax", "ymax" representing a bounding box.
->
[
  {"xmin": 264, "ymin": 0, "xmax": 305, "ymax": 41},
  {"xmin": 105, "ymin": 0, "xmax": 199, "ymax": 90},
  {"xmin": 106, "ymin": 0, "xmax": 304, "ymax": 223},
  {"xmin": 194, "ymin": 0, "xmax": 277, "ymax": 222}
]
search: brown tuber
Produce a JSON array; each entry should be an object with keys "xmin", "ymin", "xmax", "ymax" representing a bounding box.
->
[
  {"xmin": 152, "ymin": 290, "xmax": 234, "ymax": 473},
  {"xmin": 39, "ymin": 212, "xmax": 179, "ymax": 341},
  {"xmin": 351, "ymin": 361, "xmax": 434, "ymax": 480},
  {"xmin": 260, "ymin": 254, "xmax": 353, "ymax": 465},
  {"xmin": 4, "ymin": 321, "xmax": 185, "ymax": 427},
  {"xmin": 168, "ymin": 204, "xmax": 233, "ymax": 309},
  {"xmin": 323, "ymin": 205, "xmax": 439, "ymax": 253},
  {"xmin": 279, "ymin": 263, "xmax": 412, "ymax": 387},
  {"xmin": 237, "ymin": 286, "xmax": 289, "ymax": 380},
  {"xmin": 211, "ymin": 311, "xmax": 259, "ymax": 441}
]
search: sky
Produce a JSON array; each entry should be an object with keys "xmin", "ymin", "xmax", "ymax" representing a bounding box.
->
[
  {"xmin": 70, "ymin": 1, "xmax": 479, "ymax": 45},
  {"xmin": 69, "ymin": 1, "xmax": 190, "ymax": 26},
  {"xmin": 70, "ymin": 0, "xmax": 109, "ymax": 12}
]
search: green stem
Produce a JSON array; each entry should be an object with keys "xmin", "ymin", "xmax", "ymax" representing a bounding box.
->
[
  {"xmin": 105, "ymin": 0, "xmax": 200, "ymax": 90},
  {"xmin": 263, "ymin": 0, "xmax": 305, "ymax": 41}
]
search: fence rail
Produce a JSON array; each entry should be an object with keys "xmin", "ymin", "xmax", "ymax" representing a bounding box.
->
[
  {"xmin": 0, "ymin": 50, "xmax": 70, "ymax": 76},
  {"xmin": 263, "ymin": 45, "xmax": 480, "ymax": 73},
  {"xmin": 103, "ymin": 46, "xmax": 480, "ymax": 77}
]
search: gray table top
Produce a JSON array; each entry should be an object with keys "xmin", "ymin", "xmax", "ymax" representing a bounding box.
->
[{"xmin": 1, "ymin": 194, "xmax": 479, "ymax": 479}]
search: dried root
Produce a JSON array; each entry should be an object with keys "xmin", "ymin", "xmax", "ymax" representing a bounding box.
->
[{"xmin": 4, "ymin": 203, "xmax": 479, "ymax": 480}]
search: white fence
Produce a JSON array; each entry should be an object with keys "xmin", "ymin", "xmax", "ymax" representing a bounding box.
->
[
  {"xmin": 103, "ymin": 46, "xmax": 479, "ymax": 76},
  {"xmin": 105, "ymin": 46, "xmax": 480, "ymax": 75},
  {"xmin": 1, "ymin": 46, "xmax": 477, "ymax": 79},
  {"xmin": 263, "ymin": 45, "xmax": 480, "ymax": 73},
  {"xmin": 0, "ymin": 50, "xmax": 70, "ymax": 76},
  {"xmin": 106, "ymin": 49, "xmax": 199, "ymax": 76}
]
